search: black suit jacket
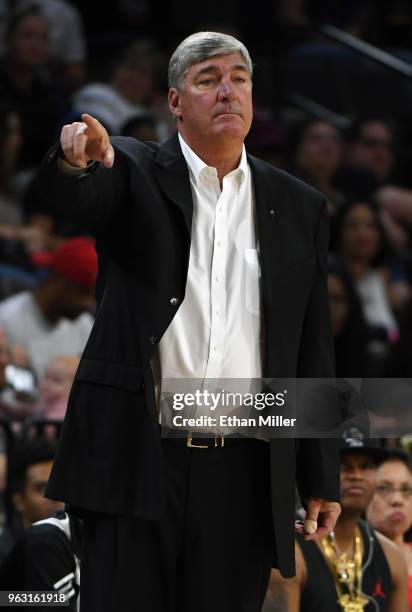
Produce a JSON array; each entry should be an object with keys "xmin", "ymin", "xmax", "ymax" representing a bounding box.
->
[{"xmin": 39, "ymin": 133, "xmax": 339, "ymax": 578}]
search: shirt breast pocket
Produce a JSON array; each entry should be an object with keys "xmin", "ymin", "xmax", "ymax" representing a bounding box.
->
[{"xmin": 244, "ymin": 248, "xmax": 261, "ymax": 316}]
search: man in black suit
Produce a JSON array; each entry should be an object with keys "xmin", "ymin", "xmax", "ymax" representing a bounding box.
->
[{"xmin": 39, "ymin": 31, "xmax": 341, "ymax": 612}]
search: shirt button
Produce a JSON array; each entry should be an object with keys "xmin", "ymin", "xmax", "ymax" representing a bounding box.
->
[
  {"xmin": 170, "ymin": 296, "xmax": 179, "ymax": 306},
  {"xmin": 213, "ymin": 345, "xmax": 219, "ymax": 352},
  {"xmin": 216, "ymin": 309, "xmax": 221, "ymax": 316},
  {"xmin": 218, "ymin": 207, "xmax": 223, "ymax": 213},
  {"xmin": 215, "ymin": 275, "xmax": 220, "ymax": 282},
  {"xmin": 217, "ymin": 241, "xmax": 222, "ymax": 247}
]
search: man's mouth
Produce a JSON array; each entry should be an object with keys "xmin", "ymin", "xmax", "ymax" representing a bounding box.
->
[
  {"xmin": 343, "ymin": 486, "xmax": 366, "ymax": 495},
  {"xmin": 215, "ymin": 111, "xmax": 241, "ymax": 118}
]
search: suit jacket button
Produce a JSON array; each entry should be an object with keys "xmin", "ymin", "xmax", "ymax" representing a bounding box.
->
[
  {"xmin": 170, "ymin": 296, "xmax": 179, "ymax": 306},
  {"xmin": 269, "ymin": 209, "xmax": 275, "ymax": 217},
  {"xmin": 150, "ymin": 335, "xmax": 158, "ymax": 344}
]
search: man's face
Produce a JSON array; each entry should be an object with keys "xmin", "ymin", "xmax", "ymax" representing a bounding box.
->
[
  {"xmin": 56, "ymin": 278, "xmax": 95, "ymax": 320},
  {"xmin": 348, "ymin": 121, "xmax": 394, "ymax": 183},
  {"xmin": 367, "ymin": 459, "xmax": 412, "ymax": 540},
  {"xmin": 12, "ymin": 461, "xmax": 64, "ymax": 528},
  {"xmin": 169, "ymin": 52, "xmax": 253, "ymax": 148},
  {"xmin": 340, "ymin": 452, "xmax": 377, "ymax": 512},
  {"xmin": 296, "ymin": 121, "xmax": 342, "ymax": 177},
  {"xmin": 9, "ymin": 15, "xmax": 49, "ymax": 68}
]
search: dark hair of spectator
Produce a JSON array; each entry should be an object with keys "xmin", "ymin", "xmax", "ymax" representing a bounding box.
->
[
  {"xmin": 330, "ymin": 199, "xmax": 391, "ymax": 268},
  {"xmin": 328, "ymin": 258, "xmax": 370, "ymax": 377},
  {"xmin": 286, "ymin": 117, "xmax": 340, "ymax": 162},
  {"xmin": 4, "ymin": 3, "xmax": 46, "ymax": 41},
  {"xmin": 121, "ymin": 113, "xmax": 156, "ymax": 137},
  {"xmin": 344, "ymin": 115, "xmax": 399, "ymax": 149},
  {"xmin": 3, "ymin": 439, "xmax": 56, "ymax": 530},
  {"xmin": 383, "ymin": 448, "xmax": 412, "ymax": 470},
  {"xmin": 7, "ymin": 438, "xmax": 56, "ymax": 496},
  {"xmin": 109, "ymin": 40, "xmax": 165, "ymax": 86}
]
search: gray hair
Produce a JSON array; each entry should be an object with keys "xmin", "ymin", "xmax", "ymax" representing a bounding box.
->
[{"xmin": 168, "ymin": 31, "xmax": 253, "ymax": 91}]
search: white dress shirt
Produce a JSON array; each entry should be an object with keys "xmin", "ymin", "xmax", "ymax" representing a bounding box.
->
[{"xmin": 154, "ymin": 133, "xmax": 263, "ymax": 432}]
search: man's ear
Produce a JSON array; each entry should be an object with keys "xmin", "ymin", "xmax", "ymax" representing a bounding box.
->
[{"xmin": 168, "ymin": 88, "xmax": 182, "ymax": 121}]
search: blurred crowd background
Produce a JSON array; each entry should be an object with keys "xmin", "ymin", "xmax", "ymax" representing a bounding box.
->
[{"xmin": 0, "ymin": 0, "xmax": 411, "ymax": 607}]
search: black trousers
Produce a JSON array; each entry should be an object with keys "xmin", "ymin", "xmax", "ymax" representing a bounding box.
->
[{"xmin": 80, "ymin": 437, "xmax": 275, "ymax": 612}]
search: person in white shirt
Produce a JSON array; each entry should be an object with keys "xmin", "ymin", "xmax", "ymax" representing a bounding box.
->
[
  {"xmin": 39, "ymin": 31, "xmax": 341, "ymax": 612},
  {"xmin": 0, "ymin": 237, "xmax": 96, "ymax": 378}
]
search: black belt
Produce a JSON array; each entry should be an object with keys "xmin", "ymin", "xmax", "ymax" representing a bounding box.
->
[{"xmin": 160, "ymin": 427, "xmax": 266, "ymax": 449}]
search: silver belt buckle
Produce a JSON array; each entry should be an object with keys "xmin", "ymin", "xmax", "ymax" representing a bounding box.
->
[{"xmin": 186, "ymin": 432, "xmax": 225, "ymax": 448}]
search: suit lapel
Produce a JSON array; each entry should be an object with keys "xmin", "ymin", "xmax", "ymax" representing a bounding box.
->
[
  {"xmin": 248, "ymin": 155, "xmax": 288, "ymax": 305},
  {"xmin": 153, "ymin": 132, "xmax": 193, "ymax": 236}
]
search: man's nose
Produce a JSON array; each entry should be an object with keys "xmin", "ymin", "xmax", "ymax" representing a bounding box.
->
[
  {"xmin": 347, "ymin": 468, "xmax": 364, "ymax": 480},
  {"xmin": 217, "ymin": 79, "xmax": 235, "ymax": 101}
]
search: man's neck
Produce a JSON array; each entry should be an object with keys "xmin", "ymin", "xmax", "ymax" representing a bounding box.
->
[
  {"xmin": 33, "ymin": 285, "xmax": 57, "ymax": 324},
  {"xmin": 333, "ymin": 510, "xmax": 362, "ymax": 551},
  {"xmin": 178, "ymin": 130, "xmax": 243, "ymax": 185}
]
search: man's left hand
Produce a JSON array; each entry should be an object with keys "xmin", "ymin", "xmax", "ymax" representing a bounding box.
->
[{"xmin": 295, "ymin": 498, "xmax": 341, "ymax": 541}]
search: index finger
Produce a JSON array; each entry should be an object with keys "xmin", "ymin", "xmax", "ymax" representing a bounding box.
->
[{"xmin": 81, "ymin": 113, "xmax": 104, "ymax": 135}]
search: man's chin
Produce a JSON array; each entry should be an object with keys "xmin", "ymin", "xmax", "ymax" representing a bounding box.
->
[
  {"xmin": 212, "ymin": 124, "xmax": 246, "ymax": 141},
  {"xmin": 61, "ymin": 311, "xmax": 82, "ymax": 321}
]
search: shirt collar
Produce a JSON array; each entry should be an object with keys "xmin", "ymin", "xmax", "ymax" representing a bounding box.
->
[{"xmin": 178, "ymin": 132, "xmax": 248, "ymax": 188}]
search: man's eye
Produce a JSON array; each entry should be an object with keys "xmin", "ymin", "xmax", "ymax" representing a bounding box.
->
[
  {"xmin": 199, "ymin": 79, "xmax": 214, "ymax": 85},
  {"xmin": 235, "ymin": 77, "xmax": 246, "ymax": 83}
]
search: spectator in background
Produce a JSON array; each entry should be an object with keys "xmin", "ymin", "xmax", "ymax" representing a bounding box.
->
[
  {"xmin": 121, "ymin": 112, "xmax": 158, "ymax": 142},
  {"xmin": 35, "ymin": 354, "xmax": 79, "ymax": 420},
  {"xmin": 0, "ymin": 102, "xmax": 22, "ymax": 226},
  {"xmin": 345, "ymin": 117, "xmax": 397, "ymax": 186},
  {"xmin": 344, "ymin": 117, "xmax": 412, "ymax": 253},
  {"xmin": 287, "ymin": 118, "xmax": 345, "ymax": 214},
  {"xmin": 0, "ymin": 438, "xmax": 63, "ymax": 564},
  {"xmin": 245, "ymin": 108, "xmax": 286, "ymax": 168},
  {"xmin": 328, "ymin": 260, "xmax": 370, "ymax": 377},
  {"xmin": 0, "ymin": 325, "xmax": 37, "ymax": 423},
  {"xmin": 0, "ymin": 4, "xmax": 64, "ymax": 172},
  {"xmin": 72, "ymin": 40, "xmax": 171, "ymax": 138},
  {"xmin": 0, "ymin": 508, "xmax": 82, "ymax": 610},
  {"xmin": 331, "ymin": 200, "xmax": 400, "ymax": 367},
  {"xmin": 266, "ymin": 435, "xmax": 408, "ymax": 611},
  {"xmin": 0, "ymin": 237, "xmax": 96, "ymax": 378},
  {"xmin": 0, "ymin": 101, "xmax": 52, "ymax": 276},
  {"xmin": 367, "ymin": 451, "xmax": 412, "ymax": 611},
  {"xmin": 18, "ymin": 0, "xmax": 87, "ymax": 91}
]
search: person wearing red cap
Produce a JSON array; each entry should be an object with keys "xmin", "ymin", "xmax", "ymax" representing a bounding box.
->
[{"xmin": 0, "ymin": 237, "xmax": 97, "ymax": 378}]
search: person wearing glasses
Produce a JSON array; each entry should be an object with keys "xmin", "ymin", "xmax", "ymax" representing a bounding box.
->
[
  {"xmin": 367, "ymin": 449, "xmax": 412, "ymax": 611},
  {"xmin": 265, "ymin": 430, "xmax": 408, "ymax": 611}
]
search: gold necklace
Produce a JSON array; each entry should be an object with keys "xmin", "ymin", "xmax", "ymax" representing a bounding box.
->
[{"xmin": 320, "ymin": 527, "xmax": 369, "ymax": 611}]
